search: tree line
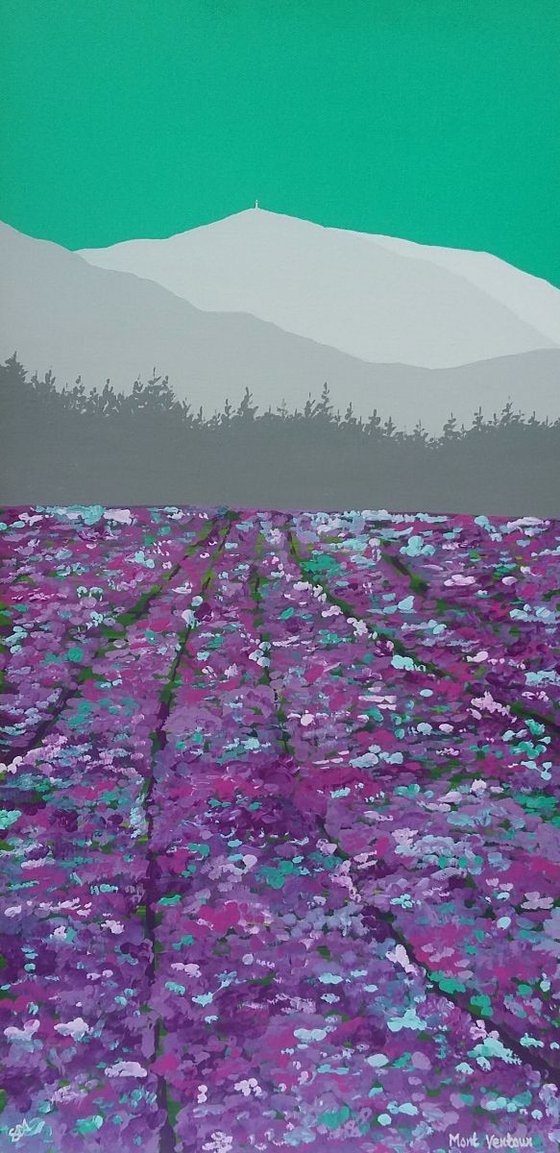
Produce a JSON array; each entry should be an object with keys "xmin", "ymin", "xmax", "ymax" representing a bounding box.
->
[{"xmin": 2, "ymin": 353, "xmax": 558, "ymax": 445}]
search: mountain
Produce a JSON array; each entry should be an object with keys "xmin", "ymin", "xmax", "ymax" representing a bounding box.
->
[
  {"xmin": 1, "ymin": 220, "xmax": 560, "ymax": 433},
  {"xmin": 78, "ymin": 208, "xmax": 560, "ymax": 369}
]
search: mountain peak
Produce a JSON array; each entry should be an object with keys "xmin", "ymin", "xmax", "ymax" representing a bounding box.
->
[
  {"xmin": 78, "ymin": 212, "xmax": 560, "ymax": 368},
  {"xmin": 202, "ymin": 205, "xmax": 300, "ymax": 227}
]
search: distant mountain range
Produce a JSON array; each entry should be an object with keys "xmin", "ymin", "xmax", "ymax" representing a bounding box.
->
[
  {"xmin": 80, "ymin": 208, "xmax": 560, "ymax": 368},
  {"xmin": 1, "ymin": 211, "xmax": 559, "ymax": 432}
]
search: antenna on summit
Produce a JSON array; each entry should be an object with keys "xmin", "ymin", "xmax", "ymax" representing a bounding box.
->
[{"xmin": 254, "ymin": 199, "xmax": 259, "ymax": 209}]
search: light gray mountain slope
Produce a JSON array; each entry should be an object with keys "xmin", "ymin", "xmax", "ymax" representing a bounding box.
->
[
  {"xmin": 2, "ymin": 220, "xmax": 560, "ymax": 432},
  {"xmin": 372, "ymin": 234, "xmax": 560, "ymax": 347},
  {"xmin": 78, "ymin": 208, "xmax": 560, "ymax": 368}
]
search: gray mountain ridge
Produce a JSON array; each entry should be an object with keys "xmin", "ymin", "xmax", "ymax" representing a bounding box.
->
[
  {"xmin": 78, "ymin": 207, "xmax": 560, "ymax": 368},
  {"xmin": 1, "ymin": 219, "xmax": 560, "ymax": 434}
]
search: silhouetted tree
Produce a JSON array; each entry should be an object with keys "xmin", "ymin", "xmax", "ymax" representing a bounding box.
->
[
  {"xmin": 442, "ymin": 413, "xmax": 459, "ymax": 440},
  {"xmin": 317, "ymin": 382, "xmax": 333, "ymax": 421},
  {"xmin": 5, "ymin": 352, "xmax": 27, "ymax": 388},
  {"xmin": 303, "ymin": 393, "xmax": 318, "ymax": 420},
  {"xmin": 236, "ymin": 387, "xmax": 258, "ymax": 421},
  {"xmin": 366, "ymin": 408, "xmax": 382, "ymax": 439}
]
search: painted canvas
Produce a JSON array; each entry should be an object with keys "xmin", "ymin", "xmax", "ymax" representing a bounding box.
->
[{"xmin": 0, "ymin": 4, "xmax": 559, "ymax": 1152}]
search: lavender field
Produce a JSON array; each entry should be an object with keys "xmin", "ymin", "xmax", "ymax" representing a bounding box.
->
[{"xmin": 1, "ymin": 504, "xmax": 559, "ymax": 1152}]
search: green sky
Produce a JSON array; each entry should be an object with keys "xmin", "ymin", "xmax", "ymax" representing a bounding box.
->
[{"xmin": 1, "ymin": 1, "xmax": 558, "ymax": 284}]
